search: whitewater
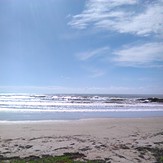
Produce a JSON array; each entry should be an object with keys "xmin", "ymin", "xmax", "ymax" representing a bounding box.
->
[{"xmin": 0, "ymin": 94, "xmax": 163, "ymax": 121}]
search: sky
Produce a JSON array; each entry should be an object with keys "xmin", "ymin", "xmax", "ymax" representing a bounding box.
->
[{"xmin": 0, "ymin": 0, "xmax": 163, "ymax": 94}]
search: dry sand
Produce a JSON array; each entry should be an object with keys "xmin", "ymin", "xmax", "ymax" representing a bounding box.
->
[{"xmin": 0, "ymin": 118, "xmax": 163, "ymax": 162}]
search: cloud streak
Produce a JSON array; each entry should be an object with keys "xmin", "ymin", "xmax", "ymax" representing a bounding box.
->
[
  {"xmin": 76, "ymin": 47, "xmax": 109, "ymax": 77},
  {"xmin": 113, "ymin": 42, "xmax": 163, "ymax": 67},
  {"xmin": 86, "ymin": 66, "xmax": 106, "ymax": 78},
  {"xmin": 69, "ymin": 0, "xmax": 163, "ymax": 37},
  {"xmin": 76, "ymin": 47, "xmax": 109, "ymax": 61}
]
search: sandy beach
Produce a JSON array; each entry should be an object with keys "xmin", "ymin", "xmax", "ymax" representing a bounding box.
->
[{"xmin": 0, "ymin": 118, "xmax": 163, "ymax": 162}]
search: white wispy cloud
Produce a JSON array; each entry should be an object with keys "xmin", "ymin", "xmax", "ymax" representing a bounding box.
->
[
  {"xmin": 86, "ymin": 66, "xmax": 106, "ymax": 78},
  {"xmin": 71, "ymin": 0, "xmax": 163, "ymax": 68},
  {"xmin": 113, "ymin": 42, "xmax": 163, "ymax": 67},
  {"xmin": 69, "ymin": 0, "xmax": 163, "ymax": 36},
  {"xmin": 76, "ymin": 47, "xmax": 109, "ymax": 77},
  {"xmin": 1, "ymin": 85, "xmax": 162, "ymax": 94},
  {"xmin": 0, "ymin": 86, "xmax": 71, "ymax": 94},
  {"xmin": 76, "ymin": 47, "xmax": 109, "ymax": 61}
]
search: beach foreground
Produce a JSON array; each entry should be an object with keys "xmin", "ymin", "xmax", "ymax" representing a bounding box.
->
[{"xmin": 0, "ymin": 118, "xmax": 163, "ymax": 162}]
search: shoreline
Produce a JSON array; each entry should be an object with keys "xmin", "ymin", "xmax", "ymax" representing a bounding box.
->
[
  {"xmin": 0, "ymin": 117, "xmax": 163, "ymax": 162},
  {"xmin": 1, "ymin": 111, "xmax": 163, "ymax": 122},
  {"xmin": 0, "ymin": 115, "xmax": 163, "ymax": 123}
]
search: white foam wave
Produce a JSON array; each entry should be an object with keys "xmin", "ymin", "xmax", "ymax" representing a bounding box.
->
[
  {"xmin": 0, "ymin": 101, "xmax": 163, "ymax": 107},
  {"xmin": 0, "ymin": 108, "xmax": 163, "ymax": 112}
]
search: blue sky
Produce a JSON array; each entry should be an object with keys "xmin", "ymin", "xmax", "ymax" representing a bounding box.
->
[{"xmin": 0, "ymin": 0, "xmax": 163, "ymax": 94}]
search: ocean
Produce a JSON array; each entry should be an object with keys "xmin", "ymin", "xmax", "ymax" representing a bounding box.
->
[{"xmin": 0, "ymin": 94, "xmax": 163, "ymax": 121}]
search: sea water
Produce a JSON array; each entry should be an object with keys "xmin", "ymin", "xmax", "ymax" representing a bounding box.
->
[{"xmin": 0, "ymin": 94, "xmax": 163, "ymax": 121}]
